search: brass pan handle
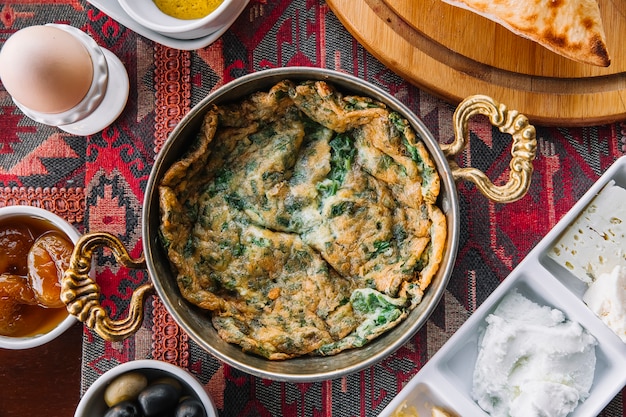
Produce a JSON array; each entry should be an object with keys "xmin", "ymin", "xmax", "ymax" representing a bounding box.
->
[
  {"xmin": 60, "ymin": 232, "xmax": 154, "ymax": 342},
  {"xmin": 440, "ymin": 95, "xmax": 537, "ymax": 203}
]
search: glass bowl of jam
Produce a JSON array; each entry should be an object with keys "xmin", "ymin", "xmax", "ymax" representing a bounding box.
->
[{"xmin": 0, "ymin": 205, "xmax": 80, "ymax": 349}]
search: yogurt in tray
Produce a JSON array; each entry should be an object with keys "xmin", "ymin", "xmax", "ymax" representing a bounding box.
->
[{"xmin": 380, "ymin": 156, "xmax": 626, "ymax": 417}]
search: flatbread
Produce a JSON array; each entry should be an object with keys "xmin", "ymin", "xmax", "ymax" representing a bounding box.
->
[{"xmin": 440, "ymin": 0, "xmax": 610, "ymax": 67}]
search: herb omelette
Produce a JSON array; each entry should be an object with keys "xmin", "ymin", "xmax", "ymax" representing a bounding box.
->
[{"xmin": 158, "ymin": 80, "xmax": 447, "ymax": 360}]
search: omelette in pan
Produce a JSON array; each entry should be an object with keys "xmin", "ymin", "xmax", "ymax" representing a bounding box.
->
[{"xmin": 158, "ymin": 80, "xmax": 446, "ymax": 360}]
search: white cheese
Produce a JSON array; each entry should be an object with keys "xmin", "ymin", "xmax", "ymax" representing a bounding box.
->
[
  {"xmin": 583, "ymin": 265, "xmax": 626, "ymax": 343},
  {"xmin": 472, "ymin": 290, "xmax": 597, "ymax": 417},
  {"xmin": 548, "ymin": 181, "xmax": 626, "ymax": 283}
]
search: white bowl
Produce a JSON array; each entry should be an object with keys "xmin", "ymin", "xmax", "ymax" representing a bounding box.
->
[
  {"xmin": 0, "ymin": 205, "xmax": 79, "ymax": 350},
  {"xmin": 118, "ymin": 0, "xmax": 247, "ymax": 40},
  {"xmin": 75, "ymin": 359, "xmax": 218, "ymax": 417}
]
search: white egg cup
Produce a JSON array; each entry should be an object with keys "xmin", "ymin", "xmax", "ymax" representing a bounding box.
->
[{"xmin": 11, "ymin": 24, "xmax": 129, "ymax": 136}]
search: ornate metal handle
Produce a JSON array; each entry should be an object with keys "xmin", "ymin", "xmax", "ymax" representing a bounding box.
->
[
  {"xmin": 440, "ymin": 95, "xmax": 537, "ymax": 203},
  {"xmin": 60, "ymin": 232, "xmax": 154, "ymax": 342}
]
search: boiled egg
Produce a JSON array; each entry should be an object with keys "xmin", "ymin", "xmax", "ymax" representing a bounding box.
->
[{"xmin": 0, "ymin": 25, "xmax": 93, "ymax": 114}]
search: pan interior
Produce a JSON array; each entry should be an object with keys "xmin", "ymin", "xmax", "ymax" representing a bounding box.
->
[{"xmin": 143, "ymin": 67, "xmax": 459, "ymax": 381}]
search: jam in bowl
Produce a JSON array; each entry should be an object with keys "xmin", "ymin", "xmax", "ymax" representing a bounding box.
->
[{"xmin": 0, "ymin": 205, "xmax": 79, "ymax": 349}]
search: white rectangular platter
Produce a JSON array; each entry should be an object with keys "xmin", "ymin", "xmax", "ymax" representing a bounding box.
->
[{"xmin": 380, "ymin": 156, "xmax": 626, "ymax": 417}]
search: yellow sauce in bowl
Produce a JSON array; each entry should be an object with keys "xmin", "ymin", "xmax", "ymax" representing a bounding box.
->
[{"xmin": 153, "ymin": 0, "xmax": 224, "ymax": 20}]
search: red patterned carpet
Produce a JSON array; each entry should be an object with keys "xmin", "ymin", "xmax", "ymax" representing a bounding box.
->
[{"xmin": 0, "ymin": 1, "xmax": 624, "ymax": 415}]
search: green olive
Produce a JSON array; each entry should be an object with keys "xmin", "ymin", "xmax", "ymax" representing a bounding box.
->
[{"xmin": 104, "ymin": 372, "xmax": 149, "ymax": 408}]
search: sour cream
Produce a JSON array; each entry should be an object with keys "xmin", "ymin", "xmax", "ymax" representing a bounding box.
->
[{"xmin": 472, "ymin": 290, "xmax": 597, "ymax": 417}]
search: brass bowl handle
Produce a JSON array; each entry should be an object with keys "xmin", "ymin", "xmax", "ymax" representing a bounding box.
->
[
  {"xmin": 440, "ymin": 95, "xmax": 537, "ymax": 203},
  {"xmin": 60, "ymin": 232, "xmax": 154, "ymax": 342}
]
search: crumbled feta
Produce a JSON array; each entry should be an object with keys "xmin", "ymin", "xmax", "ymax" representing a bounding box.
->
[
  {"xmin": 583, "ymin": 265, "xmax": 626, "ymax": 343},
  {"xmin": 548, "ymin": 181, "xmax": 626, "ymax": 283}
]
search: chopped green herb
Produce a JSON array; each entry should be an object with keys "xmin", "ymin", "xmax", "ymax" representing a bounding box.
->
[
  {"xmin": 207, "ymin": 168, "xmax": 233, "ymax": 197},
  {"xmin": 224, "ymin": 193, "xmax": 245, "ymax": 211},
  {"xmin": 262, "ymin": 171, "xmax": 283, "ymax": 183},
  {"xmin": 344, "ymin": 96, "xmax": 382, "ymax": 111},
  {"xmin": 179, "ymin": 275, "xmax": 193, "ymax": 290},
  {"xmin": 316, "ymin": 179, "xmax": 340, "ymax": 197},
  {"xmin": 316, "ymin": 133, "xmax": 356, "ymax": 197},
  {"xmin": 377, "ymin": 154, "xmax": 395, "ymax": 173},
  {"xmin": 232, "ymin": 243, "xmax": 245, "ymax": 257},
  {"xmin": 414, "ymin": 245, "xmax": 430, "ymax": 272},
  {"xmin": 158, "ymin": 230, "xmax": 171, "ymax": 250},
  {"xmin": 392, "ymin": 224, "xmax": 408, "ymax": 243},
  {"xmin": 368, "ymin": 240, "xmax": 392, "ymax": 259},
  {"xmin": 184, "ymin": 200, "xmax": 198, "ymax": 221},
  {"xmin": 250, "ymin": 236, "xmax": 270, "ymax": 247},
  {"xmin": 403, "ymin": 137, "xmax": 421, "ymax": 162},
  {"xmin": 329, "ymin": 201, "xmax": 355, "ymax": 218},
  {"xmin": 183, "ymin": 236, "xmax": 194, "ymax": 257},
  {"xmin": 389, "ymin": 112, "xmax": 407, "ymax": 134}
]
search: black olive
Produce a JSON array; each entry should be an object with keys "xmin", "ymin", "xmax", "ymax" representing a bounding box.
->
[
  {"xmin": 175, "ymin": 398, "xmax": 206, "ymax": 417},
  {"xmin": 103, "ymin": 400, "xmax": 143, "ymax": 417},
  {"xmin": 151, "ymin": 377, "xmax": 183, "ymax": 395},
  {"xmin": 138, "ymin": 383, "xmax": 180, "ymax": 416}
]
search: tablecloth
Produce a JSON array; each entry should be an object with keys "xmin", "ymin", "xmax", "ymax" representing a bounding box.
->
[{"xmin": 0, "ymin": 0, "xmax": 624, "ymax": 415}]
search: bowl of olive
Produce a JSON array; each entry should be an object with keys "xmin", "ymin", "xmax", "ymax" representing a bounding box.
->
[
  {"xmin": 0, "ymin": 205, "xmax": 79, "ymax": 349},
  {"xmin": 75, "ymin": 359, "xmax": 217, "ymax": 417}
]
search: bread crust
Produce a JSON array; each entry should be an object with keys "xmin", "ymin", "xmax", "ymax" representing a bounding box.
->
[{"xmin": 440, "ymin": 0, "xmax": 610, "ymax": 66}]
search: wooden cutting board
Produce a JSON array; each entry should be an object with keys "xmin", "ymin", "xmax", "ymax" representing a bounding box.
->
[{"xmin": 326, "ymin": 0, "xmax": 626, "ymax": 126}]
